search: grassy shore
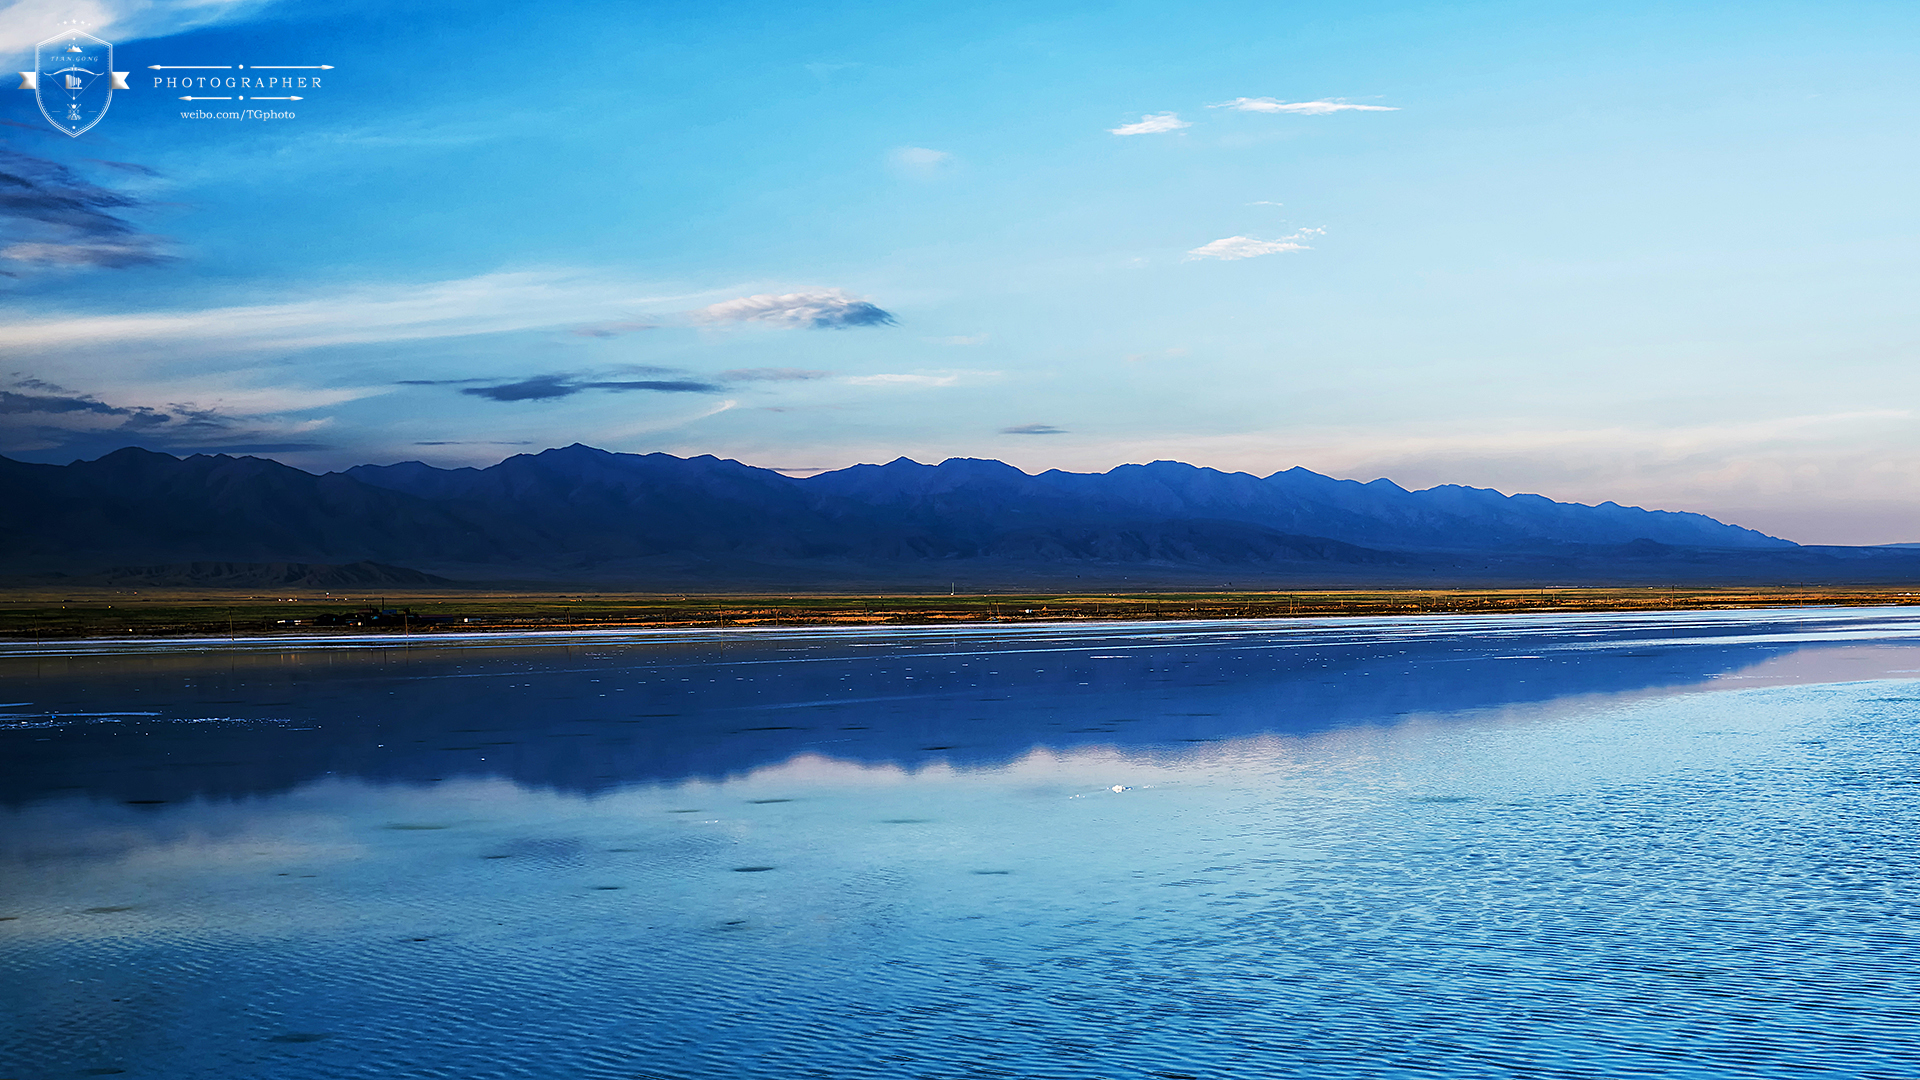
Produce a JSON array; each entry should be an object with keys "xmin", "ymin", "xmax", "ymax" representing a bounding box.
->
[{"xmin": 2, "ymin": 585, "xmax": 1917, "ymax": 640}]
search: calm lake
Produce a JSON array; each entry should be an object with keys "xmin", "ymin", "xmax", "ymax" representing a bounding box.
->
[{"xmin": 4, "ymin": 609, "xmax": 1919, "ymax": 1079}]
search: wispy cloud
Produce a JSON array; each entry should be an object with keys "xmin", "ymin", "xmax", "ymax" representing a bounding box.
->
[
  {"xmin": 569, "ymin": 321, "xmax": 656, "ymax": 338},
  {"xmin": 694, "ymin": 289, "xmax": 896, "ymax": 329},
  {"xmin": 596, "ymin": 398, "xmax": 739, "ymax": 439},
  {"xmin": 4, "ymin": 374, "xmax": 374, "ymax": 418},
  {"xmin": 0, "ymin": 273, "xmax": 897, "ymax": 355},
  {"xmin": 930, "ymin": 334, "xmax": 987, "ymax": 346},
  {"xmin": 720, "ymin": 368, "xmax": 832, "ymax": 382},
  {"xmin": 0, "ymin": 271, "xmax": 709, "ymax": 353},
  {"xmin": 0, "ymin": 146, "xmax": 172, "ymax": 275},
  {"xmin": 1001, "ymin": 423, "xmax": 1065, "ymax": 435},
  {"xmin": 0, "ymin": 375, "xmax": 342, "ymax": 457},
  {"xmin": 890, "ymin": 146, "xmax": 953, "ymax": 175},
  {"xmin": 1109, "ymin": 112, "xmax": 1191, "ymax": 136},
  {"xmin": 1210, "ymin": 97, "xmax": 1398, "ymax": 115},
  {"xmin": 845, "ymin": 373, "xmax": 960, "ymax": 388},
  {"xmin": 0, "ymin": 240, "xmax": 167, "ymax": 269},
  {"xmin": 1186, "ymin": 228, "xmax": 1324, "ymax": 261}
]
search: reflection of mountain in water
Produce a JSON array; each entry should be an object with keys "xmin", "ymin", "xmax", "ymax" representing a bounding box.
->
[{"xmin": 0, "ymin": 613, "xmax": 1894, "ymax": 806}]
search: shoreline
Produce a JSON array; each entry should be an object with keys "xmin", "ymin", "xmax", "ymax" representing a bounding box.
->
[{"xmin": 4, "ymin": 585, "xmax": 1918, "ymax": 642}]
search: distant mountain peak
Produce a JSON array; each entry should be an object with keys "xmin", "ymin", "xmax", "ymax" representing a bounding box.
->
[{"xmin": 0, "ymin": 445, "xmax": 1821, "ymax": 586}]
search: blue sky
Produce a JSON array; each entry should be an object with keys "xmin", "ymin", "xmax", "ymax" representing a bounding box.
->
[{"xmin": 3, "ymin": 0, "xmax": 1919, "ymax": 543}]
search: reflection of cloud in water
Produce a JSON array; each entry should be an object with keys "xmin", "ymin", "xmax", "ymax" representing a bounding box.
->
[
  {"xmin": 1695, "ymin": 642, "xmax": 1920, "ymax": 688},
  {"xmin": 8, "ymin": 612, "xmax": 1920, "ymax": 1080},
  {"xmin": 0, "ymin": 671, "xmax": 1895, "ymax": 949}
]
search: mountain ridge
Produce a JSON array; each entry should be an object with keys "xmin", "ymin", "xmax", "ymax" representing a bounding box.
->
[{"xmin": 8, "ymin": 443, "xmax": 1912, "ymax": 588}]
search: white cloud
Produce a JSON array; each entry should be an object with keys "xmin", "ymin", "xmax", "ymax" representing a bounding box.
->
[
  {"xmin": 0, "ymin": 240, "xmax": 167, "ymax": 269},
  {"xmin": 693, "ymin": 289, "xmax": 896, "ymax": 329},
  {"xmin": 1187, "ymin": 236, "xmax": 1305, "ymax": 260},
  {"xmin": 1211, "ymin": 98, "xmax": 1399, "ymax": 115},
  {"xmin": 841, "ymin": 369, "xmax": 1000, "ymax": 388},
  {"xmin": 1, "ymin": 0, "xmax": 268, "ymax": 55},
  {"xmin": 844, "ymin": 373, "xmax": 960, "ymax": 388},
  {"xmin": 597, "ymin": 398, "xmax": 739, "ymax": 440},
  {"xmin": 1185, "ymin": 228, "xmax": 1324, "ymax": 261},
  {"xmin": 0, "ymin": 275, "xmax": 901, "ymax": 358},
  {"xmin": 0, "ymin": 271, "xmax": 707, "ymax": 354},
  {"xmin": 129, "ymin": 383, "xmax": 382, "ymax": 414},
  {"xmin": 1109, "ymin": 112, "xmax": 1191, "ymax": 135}
]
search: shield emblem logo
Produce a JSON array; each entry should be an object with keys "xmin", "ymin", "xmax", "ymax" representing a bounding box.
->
[{"xmin": 31, "ymin": 29, "xmax": 128, "ymax": 137}]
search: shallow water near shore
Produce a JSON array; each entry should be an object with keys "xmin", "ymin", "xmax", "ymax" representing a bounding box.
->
[{"xmin": 3, "ymin": 609, "xmax": 1920, "ymax": 1079}]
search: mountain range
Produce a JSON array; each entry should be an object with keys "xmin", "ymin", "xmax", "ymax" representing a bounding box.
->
[{"xmin": 4, "ymin": 444, "xmax": 1917, "ymax": 588}]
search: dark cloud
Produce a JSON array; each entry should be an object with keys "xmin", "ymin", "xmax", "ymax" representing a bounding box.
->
[
  {"xmin": 0, "ymin": 389, "xmax": 132, "ymax": 416},
  {"xmin": 812, "ymin": 301, "xmax": 894, "ymax": 328},
  {"xmin": 584, "ymin": 379, "xmax": 719, "ymax": 392},
  {"xmin": 1, "ymin": 378, "xmax": 265, "ymax": 436},
  {"xmin": 0, "ymin": 146, "xmax": 173, "ymax": 273},
  {"xmin": 460, "ymin": 375, "xmax": 580, "ymax": 401},
  {"xmin": 0, "ymin": 378, "xmax": 329, "ymax": 462},
  {"xmin": 0, "ymin": 381, "xmax": 180, "ymax": 430},
  {"xmin": 454, "ymin": 374, "xmax": 721, "ymax": 402},
  {"xmin": 720, "ymin": 367, "xmax": 832, "ymax": 382},
  {"xmin": 1001, "ymin": 423, "xmax": 1066, "ymax": 435},
  {"xmin": 88, "ymin": 159, "xmax": 163, "ymax": 177}
]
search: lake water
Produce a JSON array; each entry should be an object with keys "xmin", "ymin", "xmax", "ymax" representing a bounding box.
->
[{"xmin": 4, "ymin": 608, "xmax": 1920, "ymax": 1079}]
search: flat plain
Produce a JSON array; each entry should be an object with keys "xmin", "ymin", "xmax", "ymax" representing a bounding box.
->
[{"xmin": 4, "ymin": 585, "xmax": 1918, "ymax": 639}]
